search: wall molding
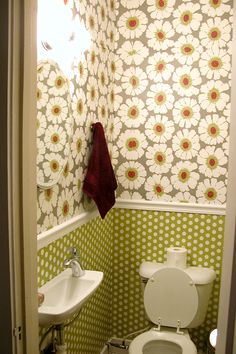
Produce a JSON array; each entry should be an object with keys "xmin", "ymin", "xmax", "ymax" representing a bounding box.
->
[
  {"xmin": 37, "ymin": 200, "xmax": 226, "ymax": 250},
  {"xmin": 115, "ymin": 198, "xmax": 226, "ymax": 215},
  {"xmin": 37, "ymin": 209, "xmax": 99, "ymax": 250}
]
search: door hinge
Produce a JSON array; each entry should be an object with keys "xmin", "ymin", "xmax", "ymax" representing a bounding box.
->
[{"xmin": 13, "ymin": 326, "xmax": 22, "ymax": 341}]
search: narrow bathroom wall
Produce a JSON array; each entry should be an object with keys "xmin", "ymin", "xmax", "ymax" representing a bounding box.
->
[
  {"xmin": 38, "ymin": 212, "xmax": 114, "ymax": 353},
  {"xmin": 37, "ymin": 0, "xmax": 117, "ymax": 233},
  {"xmin": 37, "ymin": 1, "xmax": 117, "ymax": 353},
  {"xmin": 113, "ymin": 0, "xmax": 232, "ymax": 203},
  {"xmin": 112, "ymin": 209, "xmax": 224, "ymax": 351},
  {"xmin": 110, "ymin": 1, "xmax": 233, "ymax": 353}
]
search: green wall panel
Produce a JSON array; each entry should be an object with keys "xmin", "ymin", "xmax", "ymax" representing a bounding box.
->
[
  {"xmin": 112, "ymin": 209, "xmax": 224, "ymax": 352},
  {"xmin": 38, "ymin": 208, "xmax": 224, "ymax": 353},
  {"xmin": 38, "ymin": 212, "xmax": 113, "ymax": 354}
]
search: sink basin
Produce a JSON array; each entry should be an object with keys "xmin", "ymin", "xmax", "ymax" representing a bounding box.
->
[{"xmin": 38, "ymin": 269, "xmax": 103, "ymax": 326}]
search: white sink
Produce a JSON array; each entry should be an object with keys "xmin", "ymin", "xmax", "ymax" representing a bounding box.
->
[{"xmin": 38, "ymin": 269, "xmax": 103, "ymax": 326}]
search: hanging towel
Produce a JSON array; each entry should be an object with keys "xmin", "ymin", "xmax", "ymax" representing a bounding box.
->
[{"xmin": 83, "ymin": 122, "xmax": 117, "ymax": 219}]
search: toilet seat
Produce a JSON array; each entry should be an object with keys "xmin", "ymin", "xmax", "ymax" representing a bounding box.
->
[
  {"xmin": 144, "ymin": 267, "xmax": 198, "ymax": 328},
  {"xmin": 129, "ymin": 329, "xmax": 197, "ymax": 354}
]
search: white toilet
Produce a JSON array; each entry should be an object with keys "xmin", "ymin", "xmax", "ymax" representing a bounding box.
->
[{"xmin": 129, "ymin": 261, "xmax": 216, "ymax": 354}]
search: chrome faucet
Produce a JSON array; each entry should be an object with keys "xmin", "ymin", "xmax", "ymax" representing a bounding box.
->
[{"xmin": 63, "ymin": 247, "xmax": 85, "ymax": 277}]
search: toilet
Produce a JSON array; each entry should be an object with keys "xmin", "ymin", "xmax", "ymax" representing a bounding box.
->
[{"xmin": 129, "ymin": 261, "xmax": 216, "ymax": 354}]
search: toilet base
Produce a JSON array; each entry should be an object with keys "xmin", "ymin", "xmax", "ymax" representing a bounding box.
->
[{"xmin": 129, "ymin": 328, "xmax": 197, "ymax": 354}]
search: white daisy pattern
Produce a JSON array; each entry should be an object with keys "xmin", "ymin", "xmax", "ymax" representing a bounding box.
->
[
  {"xmin": 121, "ymin": 67, "xmax": 148, "ymax": 96},
  {"xmin": 108, "ymin": 53, "xmax": 123, "ymax": 81},
  {"xmin": 198, "ymin": 114, "xmax": 229, "ymax": 145},
  {"xmin": 44, "ymin": 125, "xmax": 67, "ymax": 153},
  {"xmin": 197, "ymin": 146, "xmax": 227, "ymax": 178},
  {"xmin": 57, "ymin": 190, "xmax": 74, "ymax": 223},
  {"xmin": 46, "ymin": 97, "xmax": 69, "ymax": 124},
  {"xmin": 147, "ymin": 52, "xmax": 175, "ymax": 82},
  {"xmin": 87, "ymin": 45, "xmax": 99, "ymax": 75},
  {"xmin": 172, "ymin": 66, "xmax": 202, "ymax": 97},
  {"xmin": 47, "ymin": 70, "xmax": 69, "ymax": 96},
  {"xmin": 42, "ymin": 152, "xmax": 64, "ymax": 184},
  {"xmin": 85, "ymin": 5, "xmax": 99, "ymax": 40},
  {"xmin": 172, "ymin": 35, "xmax": 203, "ymax": 65},
  {"xmin": 147, "ymin": 0, "xmax": 176, "ymax": 20},
  {"xmin": 145, "ymin": 115, "xmax": 175, "ymax": 143},
  {"xmin": 71, "ymin": 88, "xmax": 88, "ymax": 125},
  {"xmin": 196, "ymin": 179, "xmax": 227, "ymax": 204},
  {"xmin": 146, "ymin": 21, "xmax": 174, "ymax": 51},
  {"xmin": 145, "ymin": 175, "xmax": 173, "ymax": 201},
  {"xmin": 199, "ymin": 17, "xmax": 231, "ymax": 49},
  {"xmin": 199, "ymin": 47, "xmax": 231, "ymax": 80},
  {"xmin": 118, "ymin": 97, "xmax": 148, "ymax": 128},
  {"xmin": 117, "ymin": 161, "xmax": 147, "ymax": 190},
  {"xmin": 146, "ymin": 83, "xmax": 174, "ymax": 113},
  {"xmin": 171, "ymin": 161, "xmax": 200, "ymax": 192},
  {"xmin": 73, "ymin": 56, "xmax": 88, "ymax": 87},
  {"xmin": 37, "ymin": 81, "xmax": 49, "ymax": 110},
  {"xmin": 107, "ymin": 84, "xmax": 121, "ymax": 112},
  {"xmin": 86, "ymin": 76, "xmax": 99, "ymax": 111},
  {"xmin": 38, "ymin": 186, "xmax": 59, "ymax": 215},
  {"xmin": 173, "ymin": 98, "xmax": 200, "ymax": 128},
  {"xmin": 117, "ymin": 41, "xmax": 149, "ymax": 66},
  {"xmin": 37, "ymin": 111, "xmax": 47, "ymax": 137},
  {"xmin": 117, "ymin": 130, "xmax": 148, "ymax": 160},
  {"xmin": 71, "ymin": 127, "xmax": 87, "ymax": 164},
  {"xmin": 98, "ymin": 63, "xmax": 108, "ymax": 95},
  {"xmin": 200, "ymin": 0, "xmax": 231, "ymax": 17},
  {"xmin": 199, "ymin": 80, "xmax": 230, "ymax": 112},
  {"xmin": 146, "ymin": 144, "xmax": 173, "ymax": 174},
  {"xmin": 117, "ymin": 10, "xmax": 148, "ymax": 39},
  {"xmin": 37, "ymin": 60, "xmax": 72, "ymax": 189},
  {"xmin": 172, "ymin": 3, "xmax": 202, "ymax": 35},
  {"xmin": 172, "ymin": 129, "xmax": 200, "ymax": 160}
]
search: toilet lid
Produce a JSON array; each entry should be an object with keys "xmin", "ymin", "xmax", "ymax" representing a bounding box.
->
[{"xmin": 144, "ymin": 267, "xmax": 198, "ymax": 328}]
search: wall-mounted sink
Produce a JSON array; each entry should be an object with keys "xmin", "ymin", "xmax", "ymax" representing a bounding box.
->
[{"xmin": 38, "ymin": 269, "xmax": 103, "ymax": 326}]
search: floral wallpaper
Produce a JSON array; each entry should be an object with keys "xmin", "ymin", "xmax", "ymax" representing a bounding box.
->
[
  {"xmin": 37, "ymin": 0, "xmax": 117, "ymax": 233},
  {"xmin": 37, "ymin": 60, "xmax": 72, "ymax": 188},
  {"xmin": 113, "ymin": 0, "xmax": 233, "ymax": 205},
  {"xmin": 37, "ymin": 0, "xmax": 234, "ymax": 233}
]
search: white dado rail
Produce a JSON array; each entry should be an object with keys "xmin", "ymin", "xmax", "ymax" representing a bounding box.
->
[
  {"xmin": 37, "ymin": 209, "xmax": 99, "ymax": 250},
  {"xmin": 37, "ymin": 199, "xmax": 226, "ymax": 250},
  {"xmin": 115, "ymin": 199, "xmax": 226, "ymax": 216}
]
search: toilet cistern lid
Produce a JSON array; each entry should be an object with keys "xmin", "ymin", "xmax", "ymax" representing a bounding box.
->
[{"xmin": 144, "ymin": 267, "xmax": 198, "ymax": 329}]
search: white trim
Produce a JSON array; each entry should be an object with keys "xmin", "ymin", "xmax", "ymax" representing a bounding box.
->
[
  {"xmin": 115, "ymin": 199, "xmax": 226, "ymax": 215},
  {"xmin": 37, "ymin": 209, "xmax": 99, "ymax": 250},
  {"xmin": 216, "ymin": 0, "xmax": 236, "ymax": 352},
  {"xmin": 37, "ymin": 200, "xmax": 225, "ymax": 250},
  {"xmin": 21, "ymin": 0, "xmax": 38, "ymax": 352}
]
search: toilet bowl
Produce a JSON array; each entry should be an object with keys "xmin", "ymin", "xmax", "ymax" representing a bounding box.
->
[
  {"xmin": 128, "ymin": 260, "xmax": 216, "ymax": 354},
  {"xmin": 129, "ymin": 328, "xmax": 197, "ymax": 354}
]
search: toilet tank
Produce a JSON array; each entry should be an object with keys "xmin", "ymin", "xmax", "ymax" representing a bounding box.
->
[{"xmin": 139, "ymin": 262, "xmax": 216, "ymax": 328}]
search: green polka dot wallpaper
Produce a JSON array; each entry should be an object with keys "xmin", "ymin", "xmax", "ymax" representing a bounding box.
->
[
  {"xmin": 38, "ymin": 213, "xmax": 114, "ymax": 354},
  {"xmin": 38, "ymin": 208, "xmax": 224, "ymax": 353},
  {"xmin": 112, "ymin": 209, "xmax": 224, "ymax": 353}
]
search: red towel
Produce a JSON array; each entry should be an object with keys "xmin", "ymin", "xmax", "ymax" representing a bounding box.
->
[{"xmin": 83, "ymin": 122, "xmax": 118, "ymax": 219}]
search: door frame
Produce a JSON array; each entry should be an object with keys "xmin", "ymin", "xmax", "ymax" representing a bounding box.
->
[
  {"xmin": 7, "ymin": 0, "xmax": 38, "ymax": 352},
  {"xmin": 216, "ymin": 0, "xmax": 236, "ymax": 353},
  {"xmin": 5, "ymin": 0, "xmax": 236, "ymax": 353}
]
